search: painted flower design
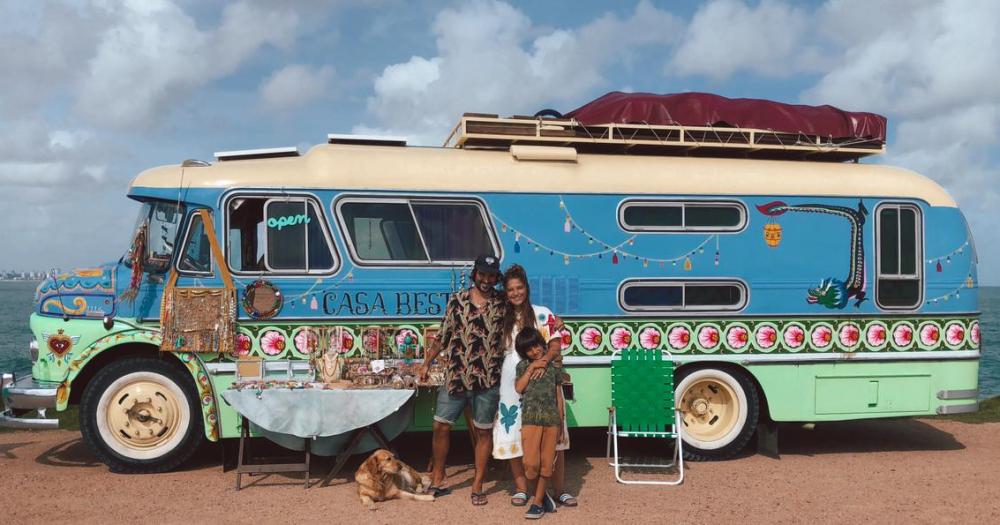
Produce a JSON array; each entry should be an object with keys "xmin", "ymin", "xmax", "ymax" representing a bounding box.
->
[
  {"xmin": 396, "ymin": 328, "xmax": 418, "ymax": 348},
  {"xmin": 811, "ymin": 325, "xmax": 833, "ymax": 348},
  {"xmin": 839, "ymin": 324, "xmax": 860, "ymax": 347},
  {"xmin": 946, "ymin": 324, "xmax": 965, "ymax": 346},
  {"xmin": 970, "ymin": 322, "xmax": 980, "ymax": 346},
  {"xmin": 756, "ymin": 325, "xmax": 778, "ymax": 349},
  {"xmin": 558, "ymin": 329, "xmax": 573, "ymax": 350},
  {"xmin": 639, "ymin": 327, "xmax": 662, "ymax": 349},
  {"xmin": 920, "ymin": 324, "xmax": 940, "ymax": 346},
  {"xmin": 784, "ymin": 325, "xmax": 805, "ymax": 348},
  {"xmin": 362, "ymin": 329, "xmax": 382, "ymax": 352},
  {"xmin": 294, "ymin": 329, "xmax": 319, "ymax": 354},
  {"xmin": 233, "ymin": 333, "xmax": 252, "ymax": 357},
  {"xmin": 580, "ymin": 327, "xmax": 603, "ymax": 350},
  {"xmin": 698, "ymin": 326, "xmax": 720, "ymax": 349},
  {"xmin": 726, "ymin": 326, "xmax": 749, "ymax": 350},
  {"xmin": 893, "ymin": 325, "xmax": 914, "ymax": 346},
  {"xmin": 260, "ymin": 331, "xmax": 286, "ymax": 356},
  {"xmin": 337, "ymin": 330, "xmax": 355, "ymax": 353},
  {"xmin": 610, "ymin": 327, "xmax": 633, "ymax": 349},
  {"xmin": 867, "ymin": 325, "xmax": 887, "ymax": 346},
  {"xmin": 668, "ymin": 326, "xmax": 691, "ymax": 349}
]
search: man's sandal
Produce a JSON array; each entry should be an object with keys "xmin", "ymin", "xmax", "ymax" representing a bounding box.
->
[
  {"xmin": 558, "ymin": 493, "xmax": 578, "ymax": 507},
  {"xmin": 429, "ymin": 486, "xmax": 452, "ymax": 498},
  {"xmin": 471, "ymin": 492, "xmax": 488, "ymax": 506},
  {"xmin": 510, "ymin": 492, "xmax": 529, "ymax": 507}
]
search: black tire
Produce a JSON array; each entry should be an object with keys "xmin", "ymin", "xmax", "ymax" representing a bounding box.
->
[
  {"xmin": 675, "ymin": 365, "xmax": 759, "ymax": 461},
  {"xmin": 79, "ymin": 356, "xmax": 203, "ymax": 473},
  {"xmin": 533, "ymin": 108, "xmax": 564, "ymax": 119}
]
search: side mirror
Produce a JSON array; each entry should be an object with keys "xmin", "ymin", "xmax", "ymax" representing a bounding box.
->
[{"xmin": 103, "ymin": 315, "xmax": 115, "ymax": 331}]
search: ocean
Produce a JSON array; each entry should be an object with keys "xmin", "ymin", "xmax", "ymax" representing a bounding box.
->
[{"xmin": 1, "ymin": 281, "xmax": 997, "ymax": 398}]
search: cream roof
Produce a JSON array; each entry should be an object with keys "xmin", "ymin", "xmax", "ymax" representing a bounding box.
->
[{"xmin": 129, "ymin": 143, "xmax": 957, "ymax": 208}]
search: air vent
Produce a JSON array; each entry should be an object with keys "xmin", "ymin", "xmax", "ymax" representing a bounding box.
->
[
  {"xmin": 327, "ymin": 133, "xmax": 407, "ymax": 147},
  {"xmin": 214, "ymin": 147, "xmax": 299, "ymax": 162}
]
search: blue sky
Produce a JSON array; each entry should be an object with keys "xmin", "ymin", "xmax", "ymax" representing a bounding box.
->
[{"xmin": 1, "ymin": 0, "xmax": 998, "ymax": 284}]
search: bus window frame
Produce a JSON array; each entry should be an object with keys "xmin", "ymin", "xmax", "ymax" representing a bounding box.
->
[
  {"xmin": 175, "ymin": 210, "xmax": 214, "ymax": 277},
  {"xmin": 617, "ymin": 199, "xmax": 748, "ymax": 233},
  {"xmin": 618, "ymin": 278, "xmax": 749, "ymax": 314},
  {"xmin": 334, "ymin": 194, "xmax": 502, "ymax": 268},
  {"xmin": 874, "ymin": 202, "xmax": 924, "ymax": 311},
  {"xmin": 223, "ymin": 191, "xmax": 341, "ymax": 277}
]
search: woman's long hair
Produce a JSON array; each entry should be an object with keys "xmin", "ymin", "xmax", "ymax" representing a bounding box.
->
[{"xmin": 502, "ymin": 264, "xmax": 536, "ymax": 347}]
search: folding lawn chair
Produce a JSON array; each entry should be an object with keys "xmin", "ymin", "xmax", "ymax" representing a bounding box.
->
[{"xmin": 607, "ymin": 347, "xmax": 684, "ymax": 485}]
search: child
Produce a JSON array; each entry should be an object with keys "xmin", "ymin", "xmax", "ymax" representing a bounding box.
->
[{"xmin": 514, "ymin": 327, "xmax": 565, "ymax": 520}]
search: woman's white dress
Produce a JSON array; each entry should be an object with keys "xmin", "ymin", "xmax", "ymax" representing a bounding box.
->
[{"xmin": 492, "ymin": 304, "xmax": 570, "ymax": 460}]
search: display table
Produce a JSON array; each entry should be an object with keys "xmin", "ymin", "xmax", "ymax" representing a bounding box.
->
[{"xmin": 222, "ymin": 388, "xmax": 416, "ymax": 489}]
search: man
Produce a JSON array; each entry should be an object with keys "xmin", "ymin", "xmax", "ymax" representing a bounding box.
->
[{"xmin": 419, "ymin": 254, "xmax": 505, "ymax": 506}]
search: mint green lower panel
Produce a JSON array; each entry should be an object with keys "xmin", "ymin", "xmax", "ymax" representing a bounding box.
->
[{"xmin": 750, "ymin": 360, "xmax": 980, "ymax": 421}]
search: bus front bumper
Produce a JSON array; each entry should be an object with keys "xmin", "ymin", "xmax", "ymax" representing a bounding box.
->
[{"xmin": 1, "ymin": 372, "xmax": 60, "ymax": 430}]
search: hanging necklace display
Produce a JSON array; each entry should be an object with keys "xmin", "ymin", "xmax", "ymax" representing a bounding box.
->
[{"xmin": 242, "ymin": 279, "xmax": 283, "ymax": 320}]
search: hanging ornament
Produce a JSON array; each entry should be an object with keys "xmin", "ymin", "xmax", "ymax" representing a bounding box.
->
[
  {"xmin": 612, "ymin": 252, "xmax": 619, "ymax": 265},
  {"xmin": 559, "ymin": 200, "xmax": 565, "ymax": 209},
  {"xmin": 515, "ymin": 232, "xmax": 521, "ymax": 241},
  {"xmin": 699, "ymin": 247, "xmax": 705, "ymax": 254},
  {"xmin": 534, "ymin": 245, "xmax": 540, "ymax": 252},
  {"xmin": 628, "ymin": 239, "xmax": 634, "ymax": 246},
  {"xmin": 347, "ymin": 271, "xmax": 354, "ymax": 282},
  {"xmin": 936, "ymin": 261, "xmax": 943, "ymax": 272},
  {"xmin": 514, "ymin": 241, "xmax": 521, "ymax": 253},
  {"xmin": 310, "ymin": 295, "xmax": 319, "ymax": 311},
  {"xmin": 564, "ymin": 216, "xmax": 571, "ymax": 233},
  {"xmin": 672, "ymin": 260, "xmax": 677, "ymax": 266},
  {"xmin": 588, "ymin": 238, "xmax": 594, "ymax": 244},
  {"xmin": 642, "ymin": 259, "xmax": 649, "ymax": 268},
  {"xmin": 763, "ymin": 221, "xmax": 782, "ymax": 248},
  {"xmin": 946, "ymin": 256, "xmax": 951, "ymax": 264},
  {"xmin": 966, "ymin": 276, "xmax": 974, "ymax": 288},
  {"xmin": 564, "ymin": 255, "xmax": 570, "ymax": 265},
  {"xmin": 715, "ymin": 251, "xmax": 720, "ymax": 266},
  {"xmin": 659, "ymin": 261, "xmax": 665, "ymax": 267},
  {"xmin": 501, "ymin": 223, "xmax": 508, "ymax": 233},
  {"xmin": 684, "ymin": 257, "xmax": 692, "ymax": 271}
]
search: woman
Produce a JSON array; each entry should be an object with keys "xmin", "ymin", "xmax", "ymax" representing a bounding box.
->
[{"xmin": 493, "ymin": 264, "xmax": 578, "ymax": 508}]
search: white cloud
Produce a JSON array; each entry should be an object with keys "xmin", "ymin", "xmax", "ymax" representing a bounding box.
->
[
  {"xmin": 360, "ymin": 0, "xmax": 682, "ymax": 144},
  {"xmin": 671, "ymin": 0, "xmax": 822, "ymax": 79},
  {"xmin": 75, "ymin": 0, "xmax": 302, "ymax": 129},
  {"xmin": 259, "ymin": 64, "xmax": 335, "ymax": 112}
]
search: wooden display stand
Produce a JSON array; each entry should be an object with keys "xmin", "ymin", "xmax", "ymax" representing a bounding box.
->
[{"xmin": 235, "ymin": 416, "xmax": 311, "ymax": 490}]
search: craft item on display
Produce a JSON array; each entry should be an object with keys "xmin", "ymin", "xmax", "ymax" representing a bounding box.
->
[
  {"xmin": 763, "ymin": 220, "xmax": 782, "ymax": 248},
  {"xmin": 242, "ymin": 279, "xmax": 283, "ymax": 320},
  {"xmin": 120, "ymin": 223, "xmax": 147, "ymax": 303},
  {"xmin": 370, "ymin": 359, "xmax": 386, "ymax": 374},
  {"xmin": 160, "ymin": 210, "xmax": 237, "ymax": 354}
]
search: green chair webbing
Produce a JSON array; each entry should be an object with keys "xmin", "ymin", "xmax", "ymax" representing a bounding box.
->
[{"xmin": 611, "ymin": 348, "xmax": 675, "ymax": 435}]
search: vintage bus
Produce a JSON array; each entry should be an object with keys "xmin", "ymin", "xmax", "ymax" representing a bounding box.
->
[{"xmin": 1, "ymin": 106, "xmax": 981, "ymax": 473}]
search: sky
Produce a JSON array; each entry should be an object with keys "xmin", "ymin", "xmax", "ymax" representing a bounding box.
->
[{"xmin": 1, "ymin": 0, "xmax": 998, "ymax": 284}]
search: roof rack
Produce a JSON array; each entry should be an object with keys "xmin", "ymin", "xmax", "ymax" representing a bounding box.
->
[
  {"xmin": 214, "ymin": 147, "xmax": 299, "ymax": 162},
  {"xmin": 444, "ymin": 114, "xmax": 885, "ymax": 162}
]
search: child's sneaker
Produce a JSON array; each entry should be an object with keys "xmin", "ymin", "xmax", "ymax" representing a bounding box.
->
[
  {"xmin": 542, "ymin": 493, "xmax": 557, "ymax": 513},
  {"xmin": 525, "ymin": 504, "xmax": 545, "ymax": 519}
]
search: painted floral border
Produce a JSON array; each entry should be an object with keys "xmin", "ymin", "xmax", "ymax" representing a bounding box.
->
[{"xmin": 228, "ymin": 317, "xmax": 980, "ymax": 359}]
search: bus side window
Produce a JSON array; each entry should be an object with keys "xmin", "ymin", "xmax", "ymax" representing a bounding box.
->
[
  {"xmin": 876, "ymin": 204, "xmax": 922, "ymax": 309},
  {"xmin": 178, "ymin": 213, "xmax": 212, "ymax": 274},
  {"xmin": 228, "ymin": 198, "xmax": 266, "ymax": 272}
]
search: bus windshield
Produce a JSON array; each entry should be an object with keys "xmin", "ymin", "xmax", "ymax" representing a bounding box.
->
[{"xmin": 128, "ymin": 201, "xmax": 185, "ymax": 273}]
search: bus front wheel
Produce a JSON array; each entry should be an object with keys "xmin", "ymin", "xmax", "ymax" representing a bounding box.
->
[
  {"xmin": 79, "ymin": 357, "xmax": 203, "ymax": 473},
  {"xmin": 675, "ymin": 366, "xmax": 759, "ymax": 461}
]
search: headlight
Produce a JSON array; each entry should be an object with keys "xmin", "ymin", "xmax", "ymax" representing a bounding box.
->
[{"xmin": 29, "ymin": 337, "xmax": 39, "ymax": 363}]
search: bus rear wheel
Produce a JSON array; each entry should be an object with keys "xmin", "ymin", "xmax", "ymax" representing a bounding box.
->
[
  {"xmin": 675, "ymin": 366, "xmax": 759, "ymax": 461},
  {"xmin": 79, "ymin": 357, "xmax": 203, "ymax": 473}
]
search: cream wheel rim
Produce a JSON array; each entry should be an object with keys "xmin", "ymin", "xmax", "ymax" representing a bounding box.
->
[
  {"xmin": 678, "ymin": 373, "xmax": 745, "ymax": 447},
  {"xmin": 96, "ymin": 371, "xmax": 191, "ymax": 460}
]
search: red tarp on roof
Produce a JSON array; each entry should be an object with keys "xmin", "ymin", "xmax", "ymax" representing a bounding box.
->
[{"xmin": 564, "ymin": 92, "xmax": 887, "ymax": 143}]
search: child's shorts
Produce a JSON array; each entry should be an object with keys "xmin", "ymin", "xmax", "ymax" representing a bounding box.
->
[{"xmin": 521, "ymin": 424, "xmax": 559, "ymax": 479}]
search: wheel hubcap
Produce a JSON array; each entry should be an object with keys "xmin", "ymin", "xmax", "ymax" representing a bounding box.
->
[
  {"xmin": 680, "ymin": 378, "xmax": 739, "ymax": 443},
  {"xmin": 106, "ymin": 380, "xmax": 181, "ymax": 450}
]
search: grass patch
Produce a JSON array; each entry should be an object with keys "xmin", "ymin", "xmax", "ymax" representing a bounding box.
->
[{"xmin": 933, "ymin": 396, "xmax": 1000, "ymax": 424}]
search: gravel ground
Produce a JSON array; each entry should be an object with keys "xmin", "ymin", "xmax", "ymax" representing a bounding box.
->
[{"xmin": 1, "ymin": 418, "xmax": 998, "ymax": 524}]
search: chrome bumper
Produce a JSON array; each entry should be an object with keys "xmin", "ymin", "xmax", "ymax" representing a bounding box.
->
[{"xmin": 1, "ymin": 372, "xmax": 60, "ymax": 430}]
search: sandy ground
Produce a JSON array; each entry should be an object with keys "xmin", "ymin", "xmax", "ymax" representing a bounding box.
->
[{"xmin": 1, "ymin": 419, "xmax": 998, "ymax": 524}]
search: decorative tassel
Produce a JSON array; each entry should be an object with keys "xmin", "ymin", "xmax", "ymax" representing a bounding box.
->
[
  {"xmin": 564, "ymin": 216, "xmax": 571, "ymax": 233},
  {"xmin": 564, "ymin": 255, "xmax": 570, "ymax": 265},
  {"xmin": 936, "ymin": 261, "xmax": 942, "ymax": 272},
  {"xmin": 515, "ymin": 232, "xmax": 521, "ymax": 241},
  {"xmin": 684, "ymin": 257, "xmax": 692, "ymax": 271},
  {"xmin": 310, "ymin": 296, "xmax": 318, "ymax": 310},
  {"xmin": 612, "ymin": 252, "xmax": 619, "ymax": 265},
  {"xmin": 642, "ymin": 259, "xmax": 648, "ymax": 268},
  {"xmin": 501, "ymin": 223, "xmax": 507, "ymax": 232},
  {"xmin": 514, "ymin": 241, "xmax": 521, "ymax": 253}
]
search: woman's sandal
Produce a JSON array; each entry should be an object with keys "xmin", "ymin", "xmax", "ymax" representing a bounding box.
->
[
  {"xmin": 510, "ymin": 492, "xmax": 529, "ymax": 507},
  {"xmin": 558, "ymin": 493, "xmax": 578, "ymax": 507},
  {"xmin": 471, "ymin": 492, "xmax": 488, "ymax": 506}
]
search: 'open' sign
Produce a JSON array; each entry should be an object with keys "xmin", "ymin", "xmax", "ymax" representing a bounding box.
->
[{"xmin": 267, "ymin": 214, "xmax": 311, "ymax": 230}]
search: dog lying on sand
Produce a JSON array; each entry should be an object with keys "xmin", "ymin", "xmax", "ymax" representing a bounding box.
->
[{"xmin": 355, "ymin": 449, "xmax": 435, "ymax": 510}]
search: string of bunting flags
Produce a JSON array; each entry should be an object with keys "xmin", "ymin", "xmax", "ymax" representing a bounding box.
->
[{"xmin": 926, "ymin": 237, "xmax": 972, "ymax": 272}]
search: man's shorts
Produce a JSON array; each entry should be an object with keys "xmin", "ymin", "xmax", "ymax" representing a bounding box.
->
[{"xmin": 433, "ymin": 384, "xmax": 500, "ymax": 430}]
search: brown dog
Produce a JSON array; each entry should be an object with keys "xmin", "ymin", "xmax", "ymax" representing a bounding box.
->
[{"xmin": 355, "ymin": 449, "xmax": 434, "ymax": 510}]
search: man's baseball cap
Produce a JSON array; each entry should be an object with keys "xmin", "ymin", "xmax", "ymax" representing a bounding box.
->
[{"xmin": 473, "ymin": 254, "xmax": 502, "ymax": 277}]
